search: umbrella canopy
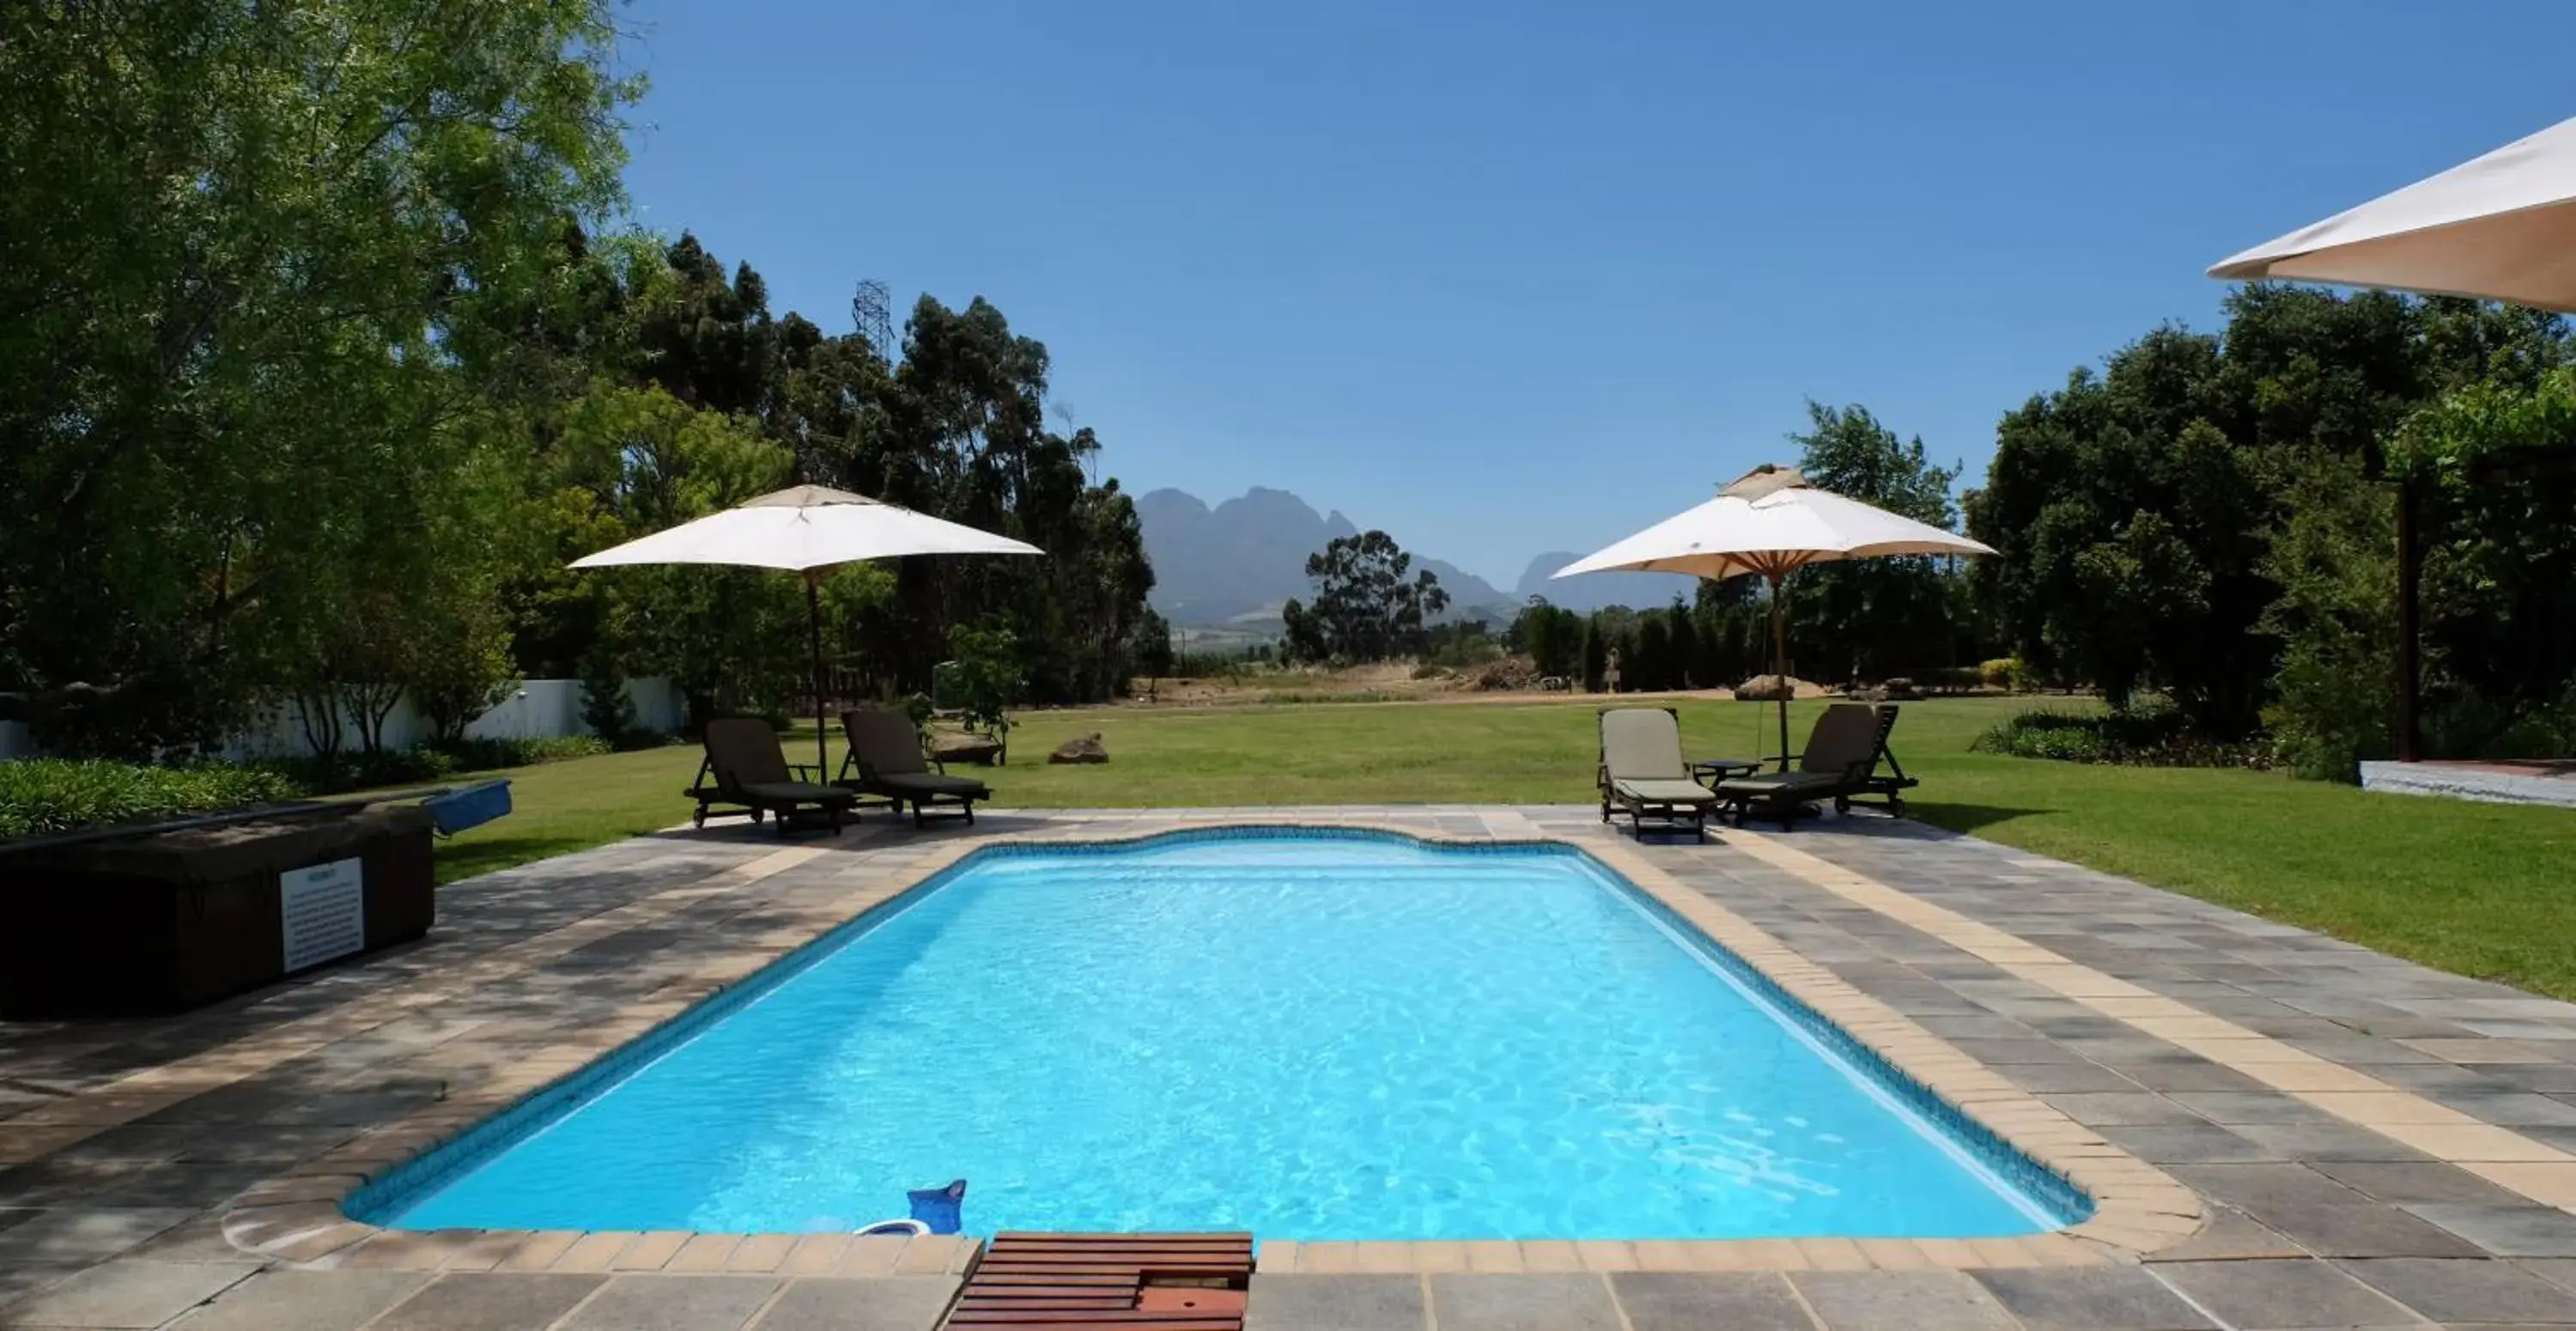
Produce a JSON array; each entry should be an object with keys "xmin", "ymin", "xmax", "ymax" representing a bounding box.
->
[
  {"xmin": 1553, "ymin": 465, "xmax": 1994, "ymax": 766},
  {"xmin": 570, "ymin": 485, "xmax": 1042, "ymax": 777},
  {"xmin": 1552, "ymin": 465, "xmax": 1992, "ymax": 583},
  {"xmin": 569, "ymin": 484, "xmax": 1043, "ymax": 573},
  {"xmin": 2209, "ymin": 115, "xmax": 2576, "ymax": 311}
]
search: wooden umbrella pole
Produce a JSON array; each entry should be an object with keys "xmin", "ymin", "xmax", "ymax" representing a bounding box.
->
[
  {"xmin": 1768, "ymin": 571, "xmax": 1789, "ymax": 770},
  {"xmin": 805, "ymin": 571, "xmax": 828, "ymax": 777}
]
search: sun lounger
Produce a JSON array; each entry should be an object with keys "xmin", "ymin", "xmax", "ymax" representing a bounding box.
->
[
  {"xmin": 1713, "ymin": 702, "xmax": 1885, "ymax": 829},
  {"xmin": 1597, "ymin": 706, "xmax": 1718, "ymax": 841},
  {"xmin": 685, "ymin": 717, "xmax": 858, "ymax": 836},
  {"xmin": 1850, "ymin": 703, "xmax": 1920, "ymax": 814},
  {"xmin": 839, "ymin": 708, "xmax": 993, "ymax": 826}
]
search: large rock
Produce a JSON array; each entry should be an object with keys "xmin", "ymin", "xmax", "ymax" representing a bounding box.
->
[
  {"xmin": 928, "ymin": 731, "xmax": 1004, "ymax": 766},
  {"xmin": 1736, "ymin": 674, "xmax": 1825, "ymax": 702},
  {"xmin": 1735, "ymin": 674, "xmax": 1795, "ymax": 702},
  {"xmin": 1048, "ymin": 733, "xmax": 1109, "ymax": 765}
]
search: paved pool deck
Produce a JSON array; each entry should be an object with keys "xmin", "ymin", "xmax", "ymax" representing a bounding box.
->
[{"xmin": 6, "ymin": 806, "xmax": 2576, "ymax": 1329}]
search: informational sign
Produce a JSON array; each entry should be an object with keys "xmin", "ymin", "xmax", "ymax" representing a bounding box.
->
[{"xmin": 281, "ymin": 856, "xmax": 367, "ymax": 972}]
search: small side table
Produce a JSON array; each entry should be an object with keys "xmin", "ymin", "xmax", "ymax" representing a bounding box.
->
[{"xmin": 1690, "ymin": 757, "xmax": 1763, "ymax": 788}]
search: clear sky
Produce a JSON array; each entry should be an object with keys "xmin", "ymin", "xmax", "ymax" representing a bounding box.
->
[{"xmin": 615, "ymin": 0, "xmax": 2576, "ymax": 588}]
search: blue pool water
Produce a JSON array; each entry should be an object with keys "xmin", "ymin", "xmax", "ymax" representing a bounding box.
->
[{"xmin": 366, "ymin": 832, "xmax": 2081, "ymax": 1239}]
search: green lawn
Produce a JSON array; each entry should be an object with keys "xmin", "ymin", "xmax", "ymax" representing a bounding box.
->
[{"xmin": 424, "ymin": 696, "xmax": 2576, "ymax": 999}]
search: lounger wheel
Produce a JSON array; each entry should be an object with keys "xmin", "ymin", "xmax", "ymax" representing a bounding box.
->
[
  {"xmin": 691, "ymin": 807, "xmax": 707, "ymax": 829},
  {"xmin": 1834, "ymin": 795, "xmax": 1851, "ymax": 815},
  {"xmin": 748, "ymin": 807, "xmax": 764, "ymax": 824}
]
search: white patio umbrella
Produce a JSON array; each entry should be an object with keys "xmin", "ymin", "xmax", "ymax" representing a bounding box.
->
[
  {"xmin": 570, "ymin": 485, "xmax": 1042, "ymax": 774},
  {"xmin": 1553, "ymin": 465, "xmax": 1996, "ymax": 767},
  {"xmin": 2210, "ymin": 114, "xmax": 2576, "ymax": 310}
]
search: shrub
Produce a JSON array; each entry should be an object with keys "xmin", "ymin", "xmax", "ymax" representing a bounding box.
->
[
  {"xmin": 1971, "ymin": 704, "xmax": 2275, "ymax": 769},
  {"xmin": 943, "ymin": 624, "xmax": 1023, "ymax": 738},
  {"xmin": 1909, "ymin": 666, "xmax": 1984, "ymax": 696},
  {"xmin": 1170, "ymin": 650, "xmax": 1251, "ymax": 680},
  {"xmin": 255, "ymin": 734, "xmax": 612, "ymax": 793},
  {"xmin": 0, "ymin": 760, "xmax": 307, "ymax": 840},
  {"xmin": 437, "ymin": 734, "xmax": 612, "ymax": 770},
  {"xmin": 1978, "ymin": 658, "xmax": 2020, "ymax": 690},
  {"xmin": 1424, "ymin": 636, "xmax": 1504, "ymax": 670},
  {"xmin": 578, "ymin": 650, "xmax": 640, "ymax": 745},
  {"xmin": 256, "ymin": 746, "xmax": 456, "ymax": 793}
]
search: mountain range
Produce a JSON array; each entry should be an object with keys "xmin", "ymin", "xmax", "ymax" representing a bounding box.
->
[{"xmin": 1135, "ymin": 487, "xmax": 1697, "ymax": 626}]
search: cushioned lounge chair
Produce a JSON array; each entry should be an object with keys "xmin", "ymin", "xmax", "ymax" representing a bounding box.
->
[
  {"xmin": 1713, "ymin": 702, "xmax": 1884, "ymax": 830},
  {"xmin": 839, "ymin": 708, "xmax": 993, "ymax": 827},
  {"xmin": 1850, "ymin": 703, "xmax": 1920, "ymax": 815},
  {"xmin": 1598, "ymin": 706, "xmax": 1717, "ymax": 841},
  {"xmin": 685, "ymin": 717, "xmax": 858, "ymax": 836}
]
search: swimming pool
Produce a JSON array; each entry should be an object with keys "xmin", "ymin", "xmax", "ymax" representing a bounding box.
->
[{"xmin": 357, "ymin": 830, "xmax": 2085, "ymax": 1240}]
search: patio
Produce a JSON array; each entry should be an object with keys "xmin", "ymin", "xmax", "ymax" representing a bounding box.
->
[{"xmin": 5, "ymin": 809, "xmax": 2576, "ymax": 1330}]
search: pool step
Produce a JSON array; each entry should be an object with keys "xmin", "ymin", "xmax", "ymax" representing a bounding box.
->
[{"xmin": 942, "ymin": 1231, "xmax": 1256, "ymax": 1330}]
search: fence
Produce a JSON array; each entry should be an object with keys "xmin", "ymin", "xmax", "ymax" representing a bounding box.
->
[{"xmin": 0, "ymin": 678, "xmax": 686, "ymax": 763}]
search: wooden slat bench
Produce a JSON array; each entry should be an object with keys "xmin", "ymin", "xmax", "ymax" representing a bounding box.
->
[{"xmin": 942, "ymin": 1231, "xmax": 1257, "ymax": 1330}]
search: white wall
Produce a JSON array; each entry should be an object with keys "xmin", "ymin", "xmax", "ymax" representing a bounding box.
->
[{"xmin": 213, "ymin": 678, "xmax": 687, "ymax": 760}]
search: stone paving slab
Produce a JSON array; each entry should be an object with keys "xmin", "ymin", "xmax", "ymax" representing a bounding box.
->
[
  {"xmin": 0, "ymin": 1259, "xmax": 258, "ymax": 1328},
  {"xmin": 1788, "ymin": 1268, "xmax": 2021, "ymax": 1329},
  {"xmin": 6, "ymin": 805, "xmax": 2576, "ymax": 1328}
]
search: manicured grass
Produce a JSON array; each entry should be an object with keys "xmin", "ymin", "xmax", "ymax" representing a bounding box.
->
[{"xmin": 423, "ymin": 696, "xmax": 2576, "ymax": 998}]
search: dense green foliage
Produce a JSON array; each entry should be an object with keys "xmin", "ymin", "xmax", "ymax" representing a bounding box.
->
[
  {"xmin": 2382, "ymin": 368, "xmax": 2576, "ymax": 762},
  {"xmin": 1972, "ymin": 285, "xmax": 2576, "ymax": 775},
  {"xmin": 1281, "ymin": 532, "xmax": 1450, "ymax": 663},
  {"xmin": 0, "ymin": 3, "xmax": 1155, "ymax": 762},
  {"xmin": 938, "ymin": 625, "xmax": 1024, "ymax": 739},
  {"xmin": 1505, "ymin": 602, "xmax": 1585, "ymax": 682},
  {"xmin": 1785, "ymin": 404, "xmax": 1971, "ymax": 681},
  {"xmin": 258, "ymin": 735, "xmax": 615, "ymax": 794},
  {"xmin": 0, "ymin": 761, "xmax": 306, "ymax": 841},
  {"xmin": 1970, "ymin": 706, "xmax": 2271, "ymax": 769},
  {"xmin": 0, "ymin": 0, "xmax": 633, "ymax": 757}
]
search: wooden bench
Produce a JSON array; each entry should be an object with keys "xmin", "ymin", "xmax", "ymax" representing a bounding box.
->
[{"xmin": 942, "ymin": 1231, "xmax": 1256, "ymax": 1330}]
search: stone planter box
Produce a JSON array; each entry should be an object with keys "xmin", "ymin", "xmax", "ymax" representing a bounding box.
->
[{"xmin": 0, "ymin": 803, "xmax": 436, "ymax": 1018}]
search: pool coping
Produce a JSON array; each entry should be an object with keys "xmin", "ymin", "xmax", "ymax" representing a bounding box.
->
[{"xmin": 214, "ymin": 816, "xmax": 2203, "ymax": 1274}]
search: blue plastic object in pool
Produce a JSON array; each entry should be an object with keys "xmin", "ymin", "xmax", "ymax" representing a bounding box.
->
[
  {"xmin": 422, "ymin": 779, "xmax": 512, "ymax": 836},
  {"xmin": 908, "ymin": 1179, "xmax": 967, "ymax": 1234},
  {"xmin": 356, "ymin": 830, "xmax": 2088, "ymax": 1239}
]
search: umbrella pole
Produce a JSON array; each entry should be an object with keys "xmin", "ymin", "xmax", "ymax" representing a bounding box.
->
[
  {"xmin": 1768, "ymin": 572, "xmax": 1789, "ymax": 770},
  {"xmin": 805, "ymin": 572, "xmax": 828, "ymax": 778}
]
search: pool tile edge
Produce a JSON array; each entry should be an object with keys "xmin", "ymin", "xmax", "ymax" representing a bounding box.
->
[{"xmin": 218, "ymin": 815, "xmax": 2199, "ymax": 1273}]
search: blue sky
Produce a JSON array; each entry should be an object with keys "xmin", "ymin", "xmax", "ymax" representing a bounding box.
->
[{"xmin": 617, "ymin": 0, "xmax": 2576, "ymax": 588}]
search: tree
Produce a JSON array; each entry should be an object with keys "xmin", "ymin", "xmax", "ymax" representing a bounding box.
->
[
  {"xmin": 1580, "ymin": 617, "xmax": 1608, "ymax": 693},
  {"xmin": 1632, "ymin": 615, "xmax": 1674, "ymax": 691},
  {"xmin": 941, "ymin": 624, "xmax": 1023, "ymax": 740},
  {"xmin": 0, "ymin": 0, "xmax": 635, "ymax": 755},
  {"xmin": 2258, "ymin": 453, "xmax": 2397, "ymax": 778},
  {"xmin": 1696, "ymin": 578, "xmax": 1765, "ymax": 685},
  {"xmin": 1510, "ymin": 599, "xmax": 1583, "ymax": 681},
  {"xmin": 1970, "ymin": 285, "xmax": 2574, "ymax": 738},
  {"xmin": 1786, "ymin": 402, "xmax": 1964, "ymax": 684},
  {"xmin": 1663, "ymin": 599, "xmax": 1701, "ymax": 688},
  {"xmin": 2382, "ymin": 367, "xmax": 2576, "ymax": 757},
  {"xmin": 1130, "ymin": 608, "xmax": 1176, "ymax": 684},
  {"xmin": 1279, "ymin": 531, "xmax": 1449, "ymax": 663}
]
